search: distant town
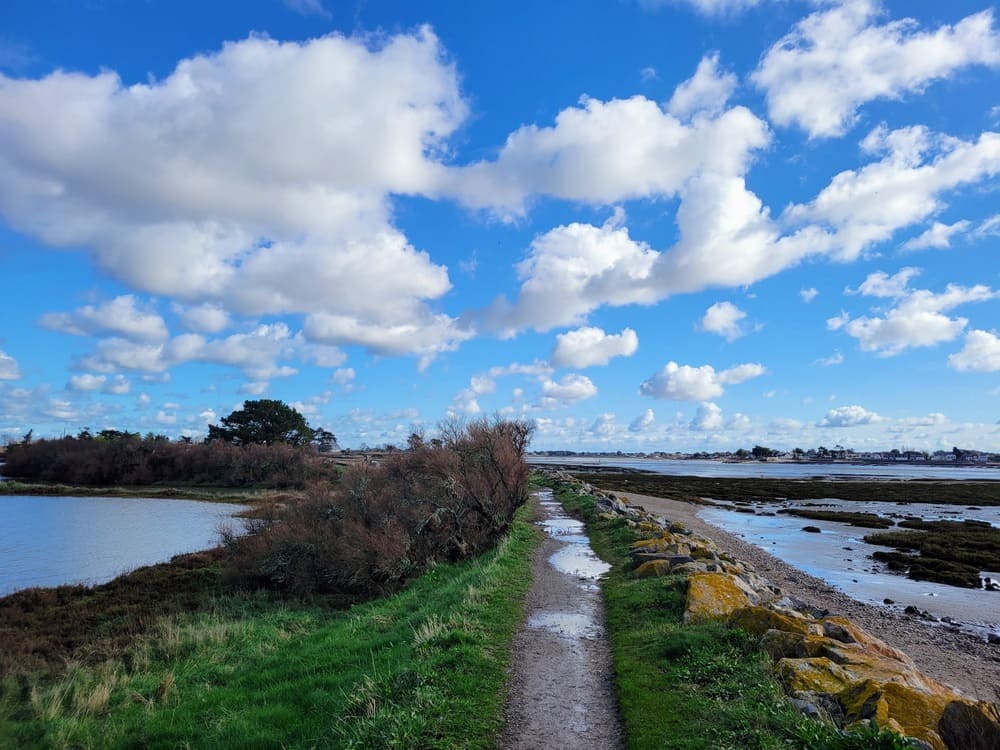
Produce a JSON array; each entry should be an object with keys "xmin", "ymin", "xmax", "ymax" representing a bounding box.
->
[{"xmin": 530, "ymin": 445, "xmax": 1000, "ymax": 466}]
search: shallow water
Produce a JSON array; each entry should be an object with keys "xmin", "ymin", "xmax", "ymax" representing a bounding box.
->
[
  {"xmin": 0, "ymin": 495, "xmax": 248, "ymax": 595},
  {"xmin": 528, "ymin": 456, "xmax": 1000, "ymax": 480},
  {"xmin": 538, "ymin": 496, "xmax": 611, "ymax": 583},
  {"xmin": 699, "ymin": 502, "xmax": 1000, "ymax": 639}
]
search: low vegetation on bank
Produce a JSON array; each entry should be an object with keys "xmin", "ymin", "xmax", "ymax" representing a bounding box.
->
[
  {"xmin": 0, "ymin": 417, "xmax": 538, "ymax": 748},
  {"xmin": 573, "ymin": 472, "xmax": 1000, "ymax": 506},
  {"xmin": 543, "ymin": 477, "xmax": 912, "ymax": 750},
  {"xmin": 0, "ymin": 509, "xmax": 541, "ymax": 749},
  {"xmin": 865, "ymin": 519, "xmax": 1000, "ymax": 588}
]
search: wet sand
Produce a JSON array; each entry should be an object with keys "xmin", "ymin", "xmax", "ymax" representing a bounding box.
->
[{"xmin": 620, "ymin": 491, "xmax": 1000, "ymax": 701}]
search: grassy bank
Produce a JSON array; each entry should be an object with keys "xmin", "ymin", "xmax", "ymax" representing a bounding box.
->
[
  {"xmin": 0, "ymin": 506, "xmax": 542, "ymax": 749},
  {"xmin": 542, "ymin": 477, "xmax": 909, "ymax": 750},
  {"xmin": 0, "ymin": 479, "xmax": 281, "ymax": 504},
  {"xmin": 573, "ymin": 472, "xmax": 1000, "ymax": 506}
]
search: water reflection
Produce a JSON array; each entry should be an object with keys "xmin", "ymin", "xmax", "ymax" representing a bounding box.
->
[{"xmin": 0, "ymin": 495, "xmax": 248, "ymax": 595}]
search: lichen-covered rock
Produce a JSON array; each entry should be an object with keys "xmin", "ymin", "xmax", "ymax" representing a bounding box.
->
[
  {"xmin": 841, "ymin": 679, "xmax": 955, "ymax": 750},
  {"xmin": 729, "ymin": 605, "xmax": 818, "ymax": 637},
  {"xmin": 683, "ymin": 573, "xmax": 754, "ymax": 623},
  {"xmin": 777, "ymin": 656, "xmax": 857, "ymax": 695},
  {"xmin": 818, "ymin": 616, "xmax": 915, "ymax": 667},
  {"xmin": 633, "ymin": 559, "xmax": 673, "ymax": 578}
]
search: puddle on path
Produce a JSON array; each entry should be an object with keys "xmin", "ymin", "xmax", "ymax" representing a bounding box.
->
[
  {"xmin": 538, "ymin": 492, "xmax": 611, "ymax": 583},
  {"xmin": 526, "ymin": 611, "xmax": 603, "ymax": 640},
  {"xmin": 502, "ymin": 488, "xmax": 623, "ymax": 749}
]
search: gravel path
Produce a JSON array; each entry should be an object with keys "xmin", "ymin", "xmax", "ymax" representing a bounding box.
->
[
  {"xmin": 619, "ymin": 491, "xmax": 1000, "ymax": 702},
  {"xmin": 501, "ymin": 490, "xmax": 623, "ymax": 749}
]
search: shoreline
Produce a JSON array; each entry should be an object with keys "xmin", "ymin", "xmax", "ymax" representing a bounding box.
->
[
  {"xmin": 0, "ymin": 479, "xmax": 282, "ymax": 504},
  {"xmin": 619, "ymin": 490, "xmax": 1000, "ymax": 700}
]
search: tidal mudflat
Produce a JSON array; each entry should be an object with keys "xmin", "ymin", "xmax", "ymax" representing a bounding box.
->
[{"xmin": 699, "ymin": 501, "xmax": 1000, "ymax": 640}]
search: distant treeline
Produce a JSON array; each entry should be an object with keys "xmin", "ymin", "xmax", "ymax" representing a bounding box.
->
[
  {"xmin": 1, "ymin": 434, "xmax": 330, "ymax": 487},
  {"xmin": 224, "ymin": 418, "xmax": 534, "ymax": 596}
]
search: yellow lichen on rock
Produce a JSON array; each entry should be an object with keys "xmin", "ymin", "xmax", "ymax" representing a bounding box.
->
[
  {"xmin": 633, "ymin": 559, "xmax": 673, "ymax": 578},
  {"xmin": 683, "ymin": 573, "xmax": 753, "ymax": 623},
  {"xmin": 729, "ymin": 606, "xmax": 817, "ymax": 637}
]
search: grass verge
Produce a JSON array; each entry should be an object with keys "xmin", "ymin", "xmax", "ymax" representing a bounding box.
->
[
  {"xmin": 542, "ymin": 476, "xmax": 912, "ymax": 750},
  {"xmin": 0, "ymin": 505, "xmax": 542, "ymax": 749}
]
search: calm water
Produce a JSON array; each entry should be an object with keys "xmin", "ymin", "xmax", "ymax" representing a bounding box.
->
[
  {"xmin": 699, "ymin": 500, "xmax": 1000, "ymax": 638},
  {"xmin": 0, "ymin": 495, "xmax": 248, "ymax": 595},
  {"xmin": 528, "ymin": 456, "xmax": 1000, "ymax": 480}
]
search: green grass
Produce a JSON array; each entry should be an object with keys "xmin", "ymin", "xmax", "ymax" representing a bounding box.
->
[
  {"xmin": 545, "ymin": 477, "xmax": 912, "ymax": 750},
  {"xmin": 0, "ymin": 506, "xmax": 543, "ymax": 749}
]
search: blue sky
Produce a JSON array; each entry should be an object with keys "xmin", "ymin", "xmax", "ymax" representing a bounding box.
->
[{"xmin": 1, "ymin": 0, "xmax": 998, "ymax": 452}]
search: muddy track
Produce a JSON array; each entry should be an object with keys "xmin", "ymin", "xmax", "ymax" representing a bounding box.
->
[{"xmin": 501, "ymin": 490, "xmax": 623, "ymax": 749}]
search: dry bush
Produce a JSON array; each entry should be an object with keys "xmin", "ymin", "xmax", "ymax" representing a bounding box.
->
[
  {"xmin": 223, "ymin": 417, "xmax": 533, "ymax": 598},
  {"xmin": 2, "ymin": 436, "xmax": 330, "ymax": 487}
]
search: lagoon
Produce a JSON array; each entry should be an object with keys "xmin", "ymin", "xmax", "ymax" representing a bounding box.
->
[{"xmin": 0, "ymin": 495, "xmax": 248, "ymax": 595}]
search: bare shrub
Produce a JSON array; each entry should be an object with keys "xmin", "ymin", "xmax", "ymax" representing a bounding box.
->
[{"xmin": 223, "ymin": 417, "xmax": 533, "ymax": 598}]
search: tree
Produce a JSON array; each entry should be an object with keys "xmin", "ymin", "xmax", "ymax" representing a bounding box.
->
[
  {"xmin": 208, "ymin": 399, "xmax": 315, "ymax": 446},
  {"xmin": 313, "ymin": 428, "xmax": 339, "ymax": 453}
]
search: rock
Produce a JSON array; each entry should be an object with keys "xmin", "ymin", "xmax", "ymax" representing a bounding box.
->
[
  {"xmin": 633, "ymin": 559, "xmax": 673, "ymax": 579},
  {"xmin": 883, "ymin": 598, "xmax": 895, "ymax": 605},
  {"xmin": 802, "ymin": 526, "xmax": 822, "ymax": 533},
  {"xmin": 937, "ymin": 700, "xmax": 1000, "ymax": 750},
  {"xmin": 986, "ymin": 633, "xmax": 1000, "ymax": 645},
  {"xmin": 683, "ymin": 573, "xmax": 756, "ymax": 624},
  {"xmin": 729, "ymin": 605, "xmax": 817, "ymax": 637}
]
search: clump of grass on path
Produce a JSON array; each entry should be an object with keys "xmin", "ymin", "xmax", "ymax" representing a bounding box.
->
[{"xmin": 546, "ymin": 477, "xmax": 912, "ymax": 750}]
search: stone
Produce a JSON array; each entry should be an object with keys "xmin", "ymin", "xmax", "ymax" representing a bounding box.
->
[
  {"xmin": 937, "ymin": 700, "xmax": 1000, "ymax": 750},
  {"xmin": 633, "ymin": 559, "xmax": 673, "ymax": 578},
  {"xmin": 683, "ymin": 573, "xmax": 754, "ymax": 624},
  {"xmin": 729, "ymin": 605, "xmax": 817, "ymax": 637}
]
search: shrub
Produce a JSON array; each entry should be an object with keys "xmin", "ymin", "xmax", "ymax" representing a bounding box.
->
[
  {"xmin": 222, "ymin": 417, "xmax": 533, "ymax": 598},
  {"xmin": 2, "ymin": 435, "xmax": 330, "ymax": 488}
]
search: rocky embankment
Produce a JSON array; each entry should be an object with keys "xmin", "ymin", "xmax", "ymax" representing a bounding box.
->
[{"xmin": 549, "ymin": 471, "xmax": 1000, "ymax": 750}]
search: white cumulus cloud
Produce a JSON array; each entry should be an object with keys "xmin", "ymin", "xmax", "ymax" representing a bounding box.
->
[
  {"xmin": 902, "ymin": 220, "xmax": 971, "ymax": 251},
  {"xmin": 698, "ymin": 301, "xmax": 747, "ymax": 341},
  {"xmin": 0, "ymin": 29, "xmax": 469, "ymax": 360},
  {"xmin": 539, "ymin": 374, "xmax": 598, "ymax": 408},
  {"xmin": 833, "ymin": 272, "xmax": 995, "ymax": 356},
  {"xmin": 551, "ymin": 326, "xmax": 638, "ymax": 368},
  {"xmin": 949, "ymin": 330, "xmax": 1000, "ymax": 372},
  {"xmin": 40, "ymin": 295, "xmax": 168, "ymax": 342},
  {"xmin": 629, "ymin": 408, "xmax": 656, "ymax": 433},
  {"xmin": 818, "ymin": 404, "xmax": 883, "ymax": 427},
  {"xmin": 753, "ymin": 1, "xmax": 1000, "ymax": 138},
  {"xmin": 639, "ymin": 361, "xmax": 765, "ymax": 401},
  {"xmin": 690, "ymin": 402, "xmax": 724, "ymax": 431},
  {"xmin": 667, "ymin": 53, "xmax": 737, "ymax": 119}
]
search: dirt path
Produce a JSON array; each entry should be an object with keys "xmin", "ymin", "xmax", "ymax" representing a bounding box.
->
[
  {"xmin": 501, "ymin": 490, "xmax": 623, "ymax": 749},
  {"xmin": 620, "ymin": 491, "xmax": 1000, "ymax": 701}
]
